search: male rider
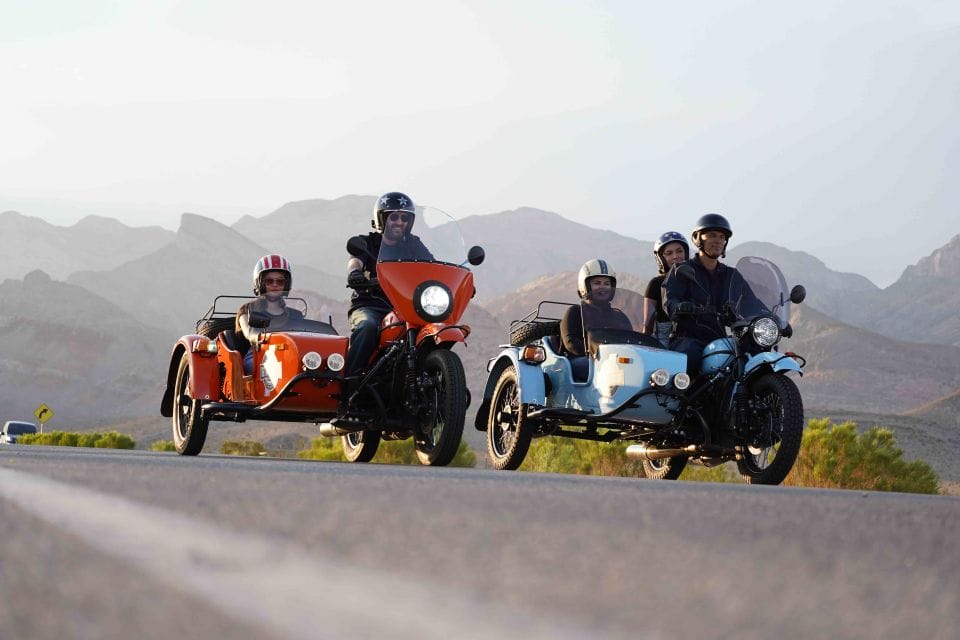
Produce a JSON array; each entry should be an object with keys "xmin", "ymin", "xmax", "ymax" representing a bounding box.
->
[
  {"xmin": 342, "ymin": 191, "xmax": 433, "ymax": 380},
  {"xmin": 662, "ymin": 214, "xmax": 763, "ymax": 376}
]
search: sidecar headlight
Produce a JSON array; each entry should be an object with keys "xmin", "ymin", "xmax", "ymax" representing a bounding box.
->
[
  {"xmin": 674, "ymin": 372, "xmax": 691, "ymax": 390},
  {"xmin": 650, "ymin": 368, "xmax": 670, "ymax": 387},
  {"xmin": 751, "ymin": 317, "xmax": 781, "ymax": 348},
  {"xmin": 302, "ymin": 351, "xmax": 323, "ymax": 370},
  {"xmin": 414, "ymin": 281, "xmax": 453, "ymax": 322},
  {"xmin": 326, "ymin": 353, "xmax": 345, "ymax": 371}
]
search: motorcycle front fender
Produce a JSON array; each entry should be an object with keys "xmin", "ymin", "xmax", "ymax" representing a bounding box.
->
[
  {"xmin": 474, "ymin": 348, "xmax": 546, "ymax": 431},
  {"xmin": 743, "ymin": 351, "xmax": 803, "ymax": 379},
  {"xmin": 160, "ymin": 335, "xmax": 221, "ymax": 417},
  {"xmin": 415, "ymin": 323, "xmax": 471, "ymax": 347}
]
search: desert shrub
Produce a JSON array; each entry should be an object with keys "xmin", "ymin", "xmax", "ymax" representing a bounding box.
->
[
  {"xmin": 522, "ymin": 438, "xmax": 645, "ymax": 477},
  {"xmin": 150, "ymin": 440, "xmax": 177, "ymax": 452},
  {"xmin": 220, "ymin": 440, "xmax": 266, "ymax": 456},
  {"xmin": 679, "ymin": 463, "xmax": 736, "ymax": 483},
  {"xmin": 18, "ymin": 431, "xmax": 135, "ymax": 449},
  {"xmin": 297, "ymin": 437, "xmax": 476, "ymax": 467},
  {"xmin": 785, "ymin": 419, "xmax": 939, "ymax": 494}
]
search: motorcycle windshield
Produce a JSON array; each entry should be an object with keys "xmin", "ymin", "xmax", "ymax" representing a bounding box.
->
[
  {"xmin": 732, "ymin": 256, "xmax": 790, "ymax": 325},
  {"xmin": 377, "ymin": 206, "xmax": 468, "ymax": 266},
  {"xmin": 244, "ymin": 295, "xmax": 335, "ymax": 334}
]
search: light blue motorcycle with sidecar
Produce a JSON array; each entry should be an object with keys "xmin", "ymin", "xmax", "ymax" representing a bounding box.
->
[{"xmin": 474, "ymin": 256, "xmax": 807, "ymax": 485}]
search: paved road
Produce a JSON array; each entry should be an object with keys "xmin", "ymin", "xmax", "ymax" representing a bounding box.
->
[{"xmin": 1, "ymin": 446, "xmax": 958, "ymax": 639}]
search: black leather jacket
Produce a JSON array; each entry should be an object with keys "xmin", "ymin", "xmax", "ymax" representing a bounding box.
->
[
  {"xmin": 662, "ymin": 255, "xmax": 765, "ymax": 342},
  {"xmin": 348, "ymin": 232, "xmax": 434, "ymax": 313}
]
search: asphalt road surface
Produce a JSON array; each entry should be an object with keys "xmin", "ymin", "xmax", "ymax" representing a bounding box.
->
[{"xmin": 1, "ymin": 446, "xmax": 958, "ymax": 640}]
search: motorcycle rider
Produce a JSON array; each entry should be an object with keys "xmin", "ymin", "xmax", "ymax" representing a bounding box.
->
[
  {"xmin": 561, "ymin": 258, "xmax": 633, "ymax": 380},
  {"xmin": 641, "ymin": 231, "xmax": 689, "ymax": 347},
  {"xmin": 342, "ymin": 191, "xmax": 434, "ymax": 380},
  {"xmin": 662, "ymin": 214, "xmax": 763, "ymax": 376},
  {"xmin": 237, "ymin": 254, "xmax": 303, "ymax": 374}
]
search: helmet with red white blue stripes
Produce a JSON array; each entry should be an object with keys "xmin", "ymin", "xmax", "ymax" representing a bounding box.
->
[{"xmin": 252, "ymin": 254, "xmax": 293, "ymax": 295}]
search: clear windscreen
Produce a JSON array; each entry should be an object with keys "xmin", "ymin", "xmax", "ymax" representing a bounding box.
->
[
  {"xmin": 377, "ymin": 206, "xmax": 469, "ymax": 266},
  {"xmin": 732, "ymin": 257, "xmax": 789, "ymax": 324}
]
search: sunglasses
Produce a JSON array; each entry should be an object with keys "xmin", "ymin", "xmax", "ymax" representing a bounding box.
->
[
  {"xmin": 264, "ymin": 277, "xmax": 287, "ymax": 285},
  {"xmin": 387, "ymin": 212, "xmax": 411, "ymax": 222}
]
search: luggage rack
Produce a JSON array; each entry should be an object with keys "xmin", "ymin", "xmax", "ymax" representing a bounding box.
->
[{"xmin": 508, "ymin": 300, "xmax": 574, "ymax": 334}]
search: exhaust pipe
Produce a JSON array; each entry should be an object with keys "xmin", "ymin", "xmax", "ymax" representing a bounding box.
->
[
  {"xmin": 625, "ymin": 444, "xmax": 697, "ymax": 461},
  {"xmin": 318, "ymin": 422, "xmax": 364, "ymax": 437}
]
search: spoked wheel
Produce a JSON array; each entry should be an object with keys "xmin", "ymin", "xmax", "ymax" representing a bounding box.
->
[
  {"xmin": 415, "ymin": 350, "xmax": 467, "ymax": 466},
  {"xmin": 641, "ymin": 455, "xmax": 687, "ymax": 480},
  {"xmin": 172, "ymin": 353, "xmax": 209, "ymax": 455},
  {"xmin": 342, "ymin": 430, "xmax": 381, "ymax": 462},
  {"xmin": 486, "ymin": 367, "xmax": 533, "ymax": 470},
  {"xmin": 737, "ymin": 374, "xmax": 804, "ymax": 485}
]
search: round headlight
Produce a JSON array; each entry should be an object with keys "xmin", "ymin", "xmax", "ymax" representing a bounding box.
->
[
  {"xmin": 751, "ymin": 317, "xmax": 781, "ymax": 348},
  {"xmin": 674, "ymin": 372, "xmax": 691, "ymax": 390},
  {"xmin": 420, "ymin": 285, "xmax": 451, "ymax": 317},
  {"xmin": 650, "ymin": 368, "xmax": 670, "ymax": 387},
  {"xmin": 326, "ymin": 353, "xmax": 345, "ymax": 372},
  {"xmin": 302, "ymin": 351, "xmax": 322, "ymax": 370}
]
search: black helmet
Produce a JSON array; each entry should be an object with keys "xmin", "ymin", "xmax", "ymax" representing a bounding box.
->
[
  {"xmin": 372, "ymin": 191, "xmax": 416, "ymax": 233},
  {"xmin": 691, "ymin": 213, "xmax": 732, "ymax": 249},
  {"xmin": 653, "ymin": 231, "xmax": 689, "ymax": 274}
]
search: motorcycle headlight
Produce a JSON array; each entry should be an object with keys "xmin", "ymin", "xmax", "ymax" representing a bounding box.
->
[
  {"xmin": 751, "ymin": 316, "xmax": 781, "ymax": 348},
  {"xmin": 414, "ymin": 281, "xmax": 453, "ymax": 321}
]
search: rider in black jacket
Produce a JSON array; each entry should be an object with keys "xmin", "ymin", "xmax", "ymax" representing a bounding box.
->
[{"xmin": 662, "ymin": 214, "xmax": 763, "ymax": 375}]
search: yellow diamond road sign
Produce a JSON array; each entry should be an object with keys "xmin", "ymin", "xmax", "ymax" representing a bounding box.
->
[{"xmin": 34, "ymin": 403, "xmax": 54, "ymax": 422}]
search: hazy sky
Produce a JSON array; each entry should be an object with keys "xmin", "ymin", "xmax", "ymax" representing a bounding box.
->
[{"xmin": 2, "ymin": 0, "xmax": 958, "ymax": 286}]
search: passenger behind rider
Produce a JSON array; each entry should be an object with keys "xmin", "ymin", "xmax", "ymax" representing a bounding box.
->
[
  {"xmin": 560, "ymin": 259, "xmax": 633, "ymax": 381},
  {"xmin": 236, "ymin": 254, "xmax": 304, "ymax": 374},
  {"xmin": 342, "ymin": 191, "xmax": 434, "ymax": 381},
  {"xmin": 662, "ymin": 214, "xmax": 763, "ymax": 376},
  {"xmin": 641, "ymin": 231, "xmax": 689, "ymax": 347}
]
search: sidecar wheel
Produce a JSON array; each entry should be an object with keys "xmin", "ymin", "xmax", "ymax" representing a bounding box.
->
[
  {"xmin": 342, "ymin": 430, "xmax": 380, "ymax": 463},
  {"xmin": 172, "ymin": 353, "xmax": 209, "ymax": 456},
  {"xmin": 737, "ymin": 374, "xmax": 804, "ymax": 485},
  {"xmin": 509, "ymin": 320, "xmax": 560, "ymax": 347},
  {"xmin": 198, "ymin": 317, "xmax": 234, "ymax": 339},
  {"xmin": 415, "ymin": 350, "xmax": 467, "ymax": 466},
  {"xmin": 486, "ymin": 367, "xmax": 532, "ymax": 470},
  {"xmin": 641, "ymin": 456, "xmax": 687, "ymax": 480}
]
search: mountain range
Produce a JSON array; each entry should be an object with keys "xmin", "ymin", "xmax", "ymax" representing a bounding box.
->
[{"xmin": 2, "ymin": 197, "xmax": 958, "ymax": 468}]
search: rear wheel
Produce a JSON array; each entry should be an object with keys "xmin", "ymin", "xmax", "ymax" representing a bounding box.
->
[
  {"xmin": 172, "ymin": 353, "xmax": 209, "ymax": 455},
  {"xmin": 342, "ymin": 430, "xmax": 380, "ymax": 462},
  {"xmin": 415, "ymin": 350, "xmax": 467, "ymax": 466},
  {"xmin": 641, "ymin": 456, "xmax": 687, "ymax": 480},
  {"xmin": 736, "ymin": 374, "xmax": 804, "ymax": 485},
  {"xmin": 486, "ymin": 367, "xmax": 533, "ymax": 470}
]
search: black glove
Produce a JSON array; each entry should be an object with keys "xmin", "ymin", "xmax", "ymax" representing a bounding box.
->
[
  {"xmin": 347, "ymin": 270, "xmax": 368, "ymax": 288},
  {"xmin": 677, "ymin": 301, "xmax": 695, "ymax": 314}
]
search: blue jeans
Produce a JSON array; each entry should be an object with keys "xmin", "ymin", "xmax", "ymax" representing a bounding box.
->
[
  {"xmin": 668, "ymin": 337, "xmax": 707, "ymax": 377},
  {"xmin": 345, "ymin": 306, "xmax": 388, "ymax": 376}
]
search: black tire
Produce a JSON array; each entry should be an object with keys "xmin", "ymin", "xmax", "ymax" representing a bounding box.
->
[
  {"xmin": 486, "ymin": 367, "xmax": 532, "ymax": 470},
  {"xmin": 172, "ymin": 353, "xmax": 210, "ymax": 455},
  {"xmin": 641, "ymin": 456, "xmax": 687, "ymax": 480},
  {"xmin": 342, "ymin": 430, "xmax": 380, "ymax": 462},
  {"xmin": 509, "ymin": 321, "xmax": 560, "ymax": 347},
  {"xmin": 736, "ymin": 374, "xmax": 804, "ymax": 485},
  {"xmin": 198, "ymin": 318, "xmax": 234, "ymax": 339},
  {"xmin": 415, "ymin": 350, "xmax": 467, "ymax": 466}
]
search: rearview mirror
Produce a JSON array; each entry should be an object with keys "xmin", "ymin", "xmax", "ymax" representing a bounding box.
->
[
  {"xmin": 789, "ymin": 285, "xmax": 806, "ymax": 305},
  {"xmin": 467, "ymin": 245, "xmax": 485, "ymax": 266},
  {"xmin": 346, "ymin": 236, "xmax": 368, "ymax": 257}
]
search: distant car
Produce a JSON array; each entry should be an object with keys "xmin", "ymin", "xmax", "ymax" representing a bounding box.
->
[{"xmin": 1, "ymin": 421, "xmax": 38, "ymax": 444}]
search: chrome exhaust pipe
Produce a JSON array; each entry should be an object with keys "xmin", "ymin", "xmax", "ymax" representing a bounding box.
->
[
  {"xmin": 625, "ymin": 444, "xmax": 697, "ymax": 461},
  {"xmin": 318, "ymin": 422, "xmax": 363, "ymax": 437}
]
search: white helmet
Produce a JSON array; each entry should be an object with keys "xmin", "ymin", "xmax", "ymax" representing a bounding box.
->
[{"xmin": 577, "ymin": 258, "xmax": 617, "ymax": 301}]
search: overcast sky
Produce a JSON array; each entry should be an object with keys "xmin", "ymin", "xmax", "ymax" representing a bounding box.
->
[{"xmin": 1, "ymin": 0, "xmax": 958, "ymax": 286}]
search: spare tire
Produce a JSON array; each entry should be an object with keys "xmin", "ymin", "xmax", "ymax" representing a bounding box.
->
[
  {"xmin": 509, "ymin": 321, "xmax": 560, "ymax": 347},
  {"xmin": 197, "ymin": 318, "xmax": 235, "ymax": 339}
]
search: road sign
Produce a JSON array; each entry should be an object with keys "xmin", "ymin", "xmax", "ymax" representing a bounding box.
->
[{"xmin": 34, "ymin": 403, "xmax": 54, "ymax": 423}]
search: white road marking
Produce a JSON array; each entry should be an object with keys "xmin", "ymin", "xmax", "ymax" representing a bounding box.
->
[{"xmin": 0, "ymin": 466, "xmax": 584, "ymax": 640}]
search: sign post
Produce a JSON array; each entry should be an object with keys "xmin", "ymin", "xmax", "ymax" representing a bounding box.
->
[{"xmin": 34, "ymin": 403, "xmax": 54, "ymax": 434}]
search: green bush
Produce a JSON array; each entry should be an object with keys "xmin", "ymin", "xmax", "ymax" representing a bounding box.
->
[
  {"xmin": 17, "ymin": 430, "xmax": 136, "ymax": 449},
  {"xmin": 298, "ymin": 436, "xmax": 477, "ymax": 467},
  {"xmin": 785, "ymin": 419, "xmax": 939, "ymax": 494},
  {"xmin": 522, "ymin": 437, "xmax": 645, "ymax": 477},
  {"xmin": 150, "ymin": 440, "xmax": 177, "ymax": 452},
  {"xmin": 220, "ymin": 440, "xmax": 266, "ymax": 456}
]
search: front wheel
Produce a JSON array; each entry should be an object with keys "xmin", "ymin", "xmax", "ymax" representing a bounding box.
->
[
  {"xmin": 486, "ymin": 366, "xmax": 533, "ymax": 470},
  {"xmin": 736, "ymin": 374, "xmax": 804, "ymax": 485},
  {"xmin": 172, "ymin": 353, "xmax": 209, "ymax": 455},
  {"xmin": 641, "ymin": 456, "xmax": 687, "ymax": 480},
  {"xmin": 415, "ymin": 349, "xmax": 467, "ymax": 466},
  {"xmin": 342, "ymin": 430, "xmax": 381, "ymax": 462}
]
